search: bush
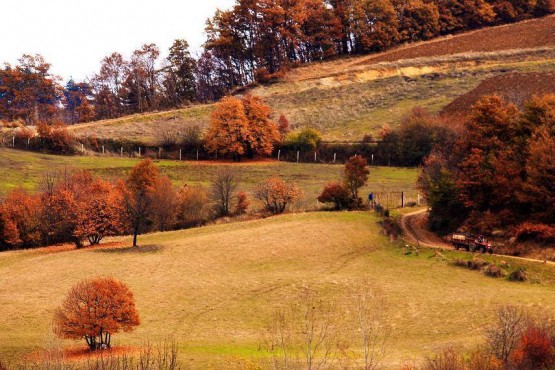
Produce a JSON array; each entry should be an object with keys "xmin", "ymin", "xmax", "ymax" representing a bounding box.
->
[
  {"xmin": 317, "ymin": 182, "xmax": 352, "ymax": 210},
  {"xmin": 509, "ymin": 268, "xmax": 528, "ymax": 282},
  {"xmin": 235, "ymin": 191, "xmax": 250, "ymax": 215},
  {"xmin": 283, "ymin": 128, "xmax": 322, "ymax": 152},
  {"xmin": 255, "ymin": 177, "xmax": 302, "ymax": 214},
  {"xmin": 515, "ymin": 222, "xmax": 555, "ymax": 243},
  {"xmin": 452, "ymin": 258, "xmax": 468, "ymax": 267},
  {"xmin": 422, "ymin": 346, "xmax": 465, "ymax": 370},
  {"xmin": 511, "ymin": 326, "xmax": 554, "ymax": 369},
  {"xmin": 468, "ymin": 258, "xmax": 488, "ymax": 270},
  {"xmin": 484, "ymin": 264, "xmax": 505, "ymax": 278},
  {"xmin": 176, "ymin": 185, "xmax": 210, "ymax": 228}
]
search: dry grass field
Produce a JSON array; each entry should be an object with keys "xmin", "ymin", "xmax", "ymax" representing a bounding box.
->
[
  {"xmin": 66, "ymin": 15, "xmax": 555, "ymax": 144},
  {"xmin": 1, "ymin": 212, "xmax": 554, "ymax": 368}
]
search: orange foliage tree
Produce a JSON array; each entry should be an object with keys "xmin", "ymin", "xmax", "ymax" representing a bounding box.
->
[
  {"xmin": 204, "ymin": 95, "xmax": 280, "ymax": 160},
  {"xmin": 255, "ymin": 177, "xmax": 302, "ymax": 214},
  {"xmin": 344, "ymin": 155, "xmax": 370, "ymax": 204},
  {"xmin": 0, "ymin": 189, "xmax": 42, "ymax": 249},
  {"xmin": 53, "ymin": 277, "xmax": 140, "ymax": 351},
  {"xmin": 122, "ymin": 159, "xmax": 162, "ymax": 247}
]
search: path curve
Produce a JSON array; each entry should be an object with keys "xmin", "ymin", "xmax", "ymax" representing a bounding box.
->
[{"xmin": 400, "ymin": 208, "xmax": 555, "ymax": 266}]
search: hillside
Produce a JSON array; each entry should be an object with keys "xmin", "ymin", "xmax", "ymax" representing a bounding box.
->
[
  {"xmin": 442, "ymin": 71, "xmax": 555, "ymax": 116},
  {"xmin": 68, "ymin": 15, "xmax": 555, "ymax": 144},
  {"xmin": 1, "ymin": 212, "xmax": 554, "ymax": 367},
  {"xmin": 0, "ymin": 148, "xmax": 418, "ymax": 208}
]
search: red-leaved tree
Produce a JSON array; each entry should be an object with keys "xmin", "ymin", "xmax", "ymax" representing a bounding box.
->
[{"xmin": 53, "ymin": 277, "xmax": 140, "ymax": 351}]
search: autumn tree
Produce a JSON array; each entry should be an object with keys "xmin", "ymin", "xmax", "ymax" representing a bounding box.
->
[
  {"xmin": 204, "ymin": 95, "xmax": 280, "ymax": 160},
  {"xmin": 255, "ymin": 177, "xmax": 302, "ymax": 214},
  {"xmin": 344, "ymin": 155, "xmax": 369, "ymax": 204},
  {"xmin": 122, "ymin": 159, "xmax": 161, "ymax": 247},
  {"xmin": 53, "ymin": 277, "xmax": 140, "ymax": 351},
  {"xmin": 0, "ymin": 189, "xmax": 42, "ymax": 249},
  {"xmin": 72, "ymin": 172, "xmax": 126, "ymax": 246},
  {"xmin": 0, "ymin": 54, "xmax": 61, "ymax": 125}
]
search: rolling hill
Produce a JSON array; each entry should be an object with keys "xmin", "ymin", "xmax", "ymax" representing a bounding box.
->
[
  {"xmin": 1, "ymin": 212, "xmax": 554, "ymax": 367},
  {"xmin": 67, "ymin": 14, "xmax": 555, "ymax": 144}
]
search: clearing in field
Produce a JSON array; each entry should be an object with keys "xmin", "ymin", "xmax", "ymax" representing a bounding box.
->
[{"xmin": 0, "ymin": 212, "xmax": 554, "ymax": 367}]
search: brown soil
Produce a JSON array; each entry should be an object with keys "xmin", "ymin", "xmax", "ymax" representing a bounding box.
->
[
  {"xmin": 359, "ymin": 15, "xmax": 555, "ymax": 65},
  {"xmin": 442, "ymin": 71, "xmax": 555, "ymax": 116}
]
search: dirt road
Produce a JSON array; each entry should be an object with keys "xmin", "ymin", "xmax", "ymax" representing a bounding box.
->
[{"xmin": 400, "ymin": 208, "xmax": 555, "ymax": 266}]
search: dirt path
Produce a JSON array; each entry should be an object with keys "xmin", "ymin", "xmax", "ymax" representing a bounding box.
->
[{"xmin": 401, "ymin": 209, "xmax": 555, "ymax": 266}]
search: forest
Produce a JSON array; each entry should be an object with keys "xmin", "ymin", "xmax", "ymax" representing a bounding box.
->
[{"xmin": 0, "ymin": 0, "xmax": 553, "ymax": 125}]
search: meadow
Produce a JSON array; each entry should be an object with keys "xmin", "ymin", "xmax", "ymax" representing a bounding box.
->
[
  {"xmin": 0, "ymin": 148, "xmax": 418, "ymax": 209},
  {"xmin": 0, "ymin": 212, "xmax": 554, "ymax": 368}
]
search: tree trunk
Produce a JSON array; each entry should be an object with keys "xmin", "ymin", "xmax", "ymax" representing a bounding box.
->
[{"xmin": 133, "ymin": 226, "xmax": 139, "ymax": 247}]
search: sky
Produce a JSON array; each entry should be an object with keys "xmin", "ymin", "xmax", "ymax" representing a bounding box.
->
[{"xmin": 1, "ymin": 0, "xmax": 236, "ymax": 82}]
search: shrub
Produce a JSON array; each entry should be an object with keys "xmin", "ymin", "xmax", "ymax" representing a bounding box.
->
[
  {"xmin": 283, "ymin": 127, "xmax": 322, "ymax": 152},
  {"xmin": 467, "ymin": 348, "xmax": 503, "ymax": 370},
  {"xmin": 515, "ymin": 222, "xmax": 555, "ymax": 243},
  {"xmin": 36, "ymin": 122, "xmax": 75, "ymax": 154},
  {"xmin": 467, "ymin": 258, "xmax": 488, "ymax": 270},
  {"xmin": 176, "ymin": 185, "xmax": 210, "ymax": 228},
  {"xmin": 235, "ymin": 191, "xmax": 250, "ymax": 215},
  {"xmin": 255, "ymin": 177, "xmax": 302, "ymax": 214},
  {"xmin": 484, "ymin": 264, "xmax": 504, "ymax": 278},
  {"xmin": 452, "ymin": 258, "xmax": 468, "ymax": 267},
  {"xmin": 422, "ymin": 346, "xmax": 465, "ymax": 370},
  {"xmin": 381, "ymin": 216, "xmax": 402, "ymax": 239},
  {"xmin": 511, "ymin": 326, "xmax": 554, "ymax": 369},
  {"xmin": 317, "ymin": 182, "xmax": 352, "ymax": 210},
  {"xmin": 509, "ymin": 268, "xmax": 528, "ymax": 282}
]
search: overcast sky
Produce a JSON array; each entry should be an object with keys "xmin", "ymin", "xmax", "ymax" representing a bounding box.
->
[{"xmin": 1, "ymin": 0, "xmax": 235, "ymax": 82}]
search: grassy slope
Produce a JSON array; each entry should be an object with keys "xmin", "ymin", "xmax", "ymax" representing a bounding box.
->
[
  {"xmin": 0, "ymin": 212, "xmax": 554, "ymax": 367},
  {"xmin": 0, "ymin": 148, "xmax": 418, "ymax": 208},
  {"xmin": 66, "ymin": 15, "xmax": 555, "ymax": 143}
]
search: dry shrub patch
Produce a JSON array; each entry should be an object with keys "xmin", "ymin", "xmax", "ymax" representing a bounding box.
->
[
  {"xmin": 484, "ymin": 264, "xmax": 505, "ymax": 278},
  {"xmin": 509, "ymin": 268, "xmax": 528, "ymax": 282}
]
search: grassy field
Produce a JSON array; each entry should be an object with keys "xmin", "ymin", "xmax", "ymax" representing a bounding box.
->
[
  {"xmin": 63, "ymin": 16, "xmax": 555, "ymax": 144},
  {"xmin": 0, "ymin": 211, "xmax": 554, "ymax": 368},
  {"xmin": 0, "ymin": 148, "xmax": 418, "ymax": 209}
]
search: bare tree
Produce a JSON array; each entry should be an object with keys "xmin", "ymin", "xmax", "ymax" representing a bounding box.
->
[
  {"xmin": 210, "ymin": 169, "xmax": 239, "ymax": 217},
  {"xmin": 262, "ymin": 287, "xmax": 343, "ymax": 370},
  {"xmin": 484, "ymin": 305, "xmax": 527, "ymax": 366},
  {"xmin": 352, "ymin": 285, "xmax": 389, "ymax": 370}
]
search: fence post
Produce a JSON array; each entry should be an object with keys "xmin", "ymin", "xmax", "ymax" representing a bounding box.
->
[
  {"xmin": 138, "ymin": 147, "xmax": 141, "ymax": 157},
  {"xmin": 371, "ymin": 154, "xmax": 374, "ymax": 166},
  {"xmin": 196, "ymin": 149, "xmax": 199, "ymax": 161},
  {"xmin": 81, "ymin": 143, "xmax": 84, "ymax": 153},
  {"xmin": 159, "ymin": 147, "xmax": 162, "ymax": 159},
  {"xmin": 401, "ymin": 192, "xmax": 405, "ymax": 208},
  {"xmin": 277, "ymin": 149, "xmax": 281, "ymax": 161},
  {"xmin": 333, "ymin": 153, "xmax": 337, "ymax": 164},
  {"xmin": 296, "ymin": 151, "xmax": 299, "ymax": 163},
  {"xmin": 12, "ymin": 137, "xmax": 15, "ymax": 147},
  {"xmin": 102, "ymin": 145, "xmax": 105, "ymax": 155},
  {"xmin": 314, "ymin": 152, "xmax": 317, "ymax": 162},
  {"xmin": 121, "ymin": 147, "xmax": 123, "ymax": 157},
  {"xmin": 179, "ymin": 149, "xmax": 182, "ymax": 161}
]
